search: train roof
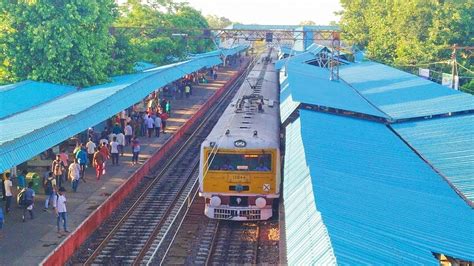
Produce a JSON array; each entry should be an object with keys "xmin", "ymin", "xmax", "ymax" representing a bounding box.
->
[{"xmin": 202, "ymin": 50, "xmax": 280, "ymax": 151}]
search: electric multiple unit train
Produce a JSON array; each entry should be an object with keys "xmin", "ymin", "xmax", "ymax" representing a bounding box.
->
[{"xmin": 198, "ymin": 49, "xmax": 280, "ymax": 221}]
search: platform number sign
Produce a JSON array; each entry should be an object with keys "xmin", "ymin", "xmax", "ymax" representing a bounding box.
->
[{"xmin": 263, "ymin": 184, "xmax": 271, "ymax": 192}]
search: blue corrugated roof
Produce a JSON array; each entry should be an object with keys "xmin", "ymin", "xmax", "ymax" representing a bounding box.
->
[
  {"xmin": 339, "ymin": 61, "xmax": 474, "ymax": 120},
  {"xmin": 295, "ymin": 110, "xmax": 474, "ymax": 264},
  {"xmin": 133, "ymin": 61, "xmax": 158, "ymax": 72},
  {"xmin": 275, "ymin": 44, "xmax": 328, "ymax": 70},
  {"xmin": 285, "ymin": 62, "xmax": 388, "ymax": 118},
  {"xmin": 284, "ymin": 116, "xmax": 336, "ymax": 265},
  {"xmin": 392, "ymin": 115, "xmax": 474, "ymax": 203},
  {"xmin": 0, "ymin": 80, "xmax": 76, "ymax": 119},
  {"xmin": 0, "ymin": 55, "xmax": 222, "ymax": 172},
  {"xmin": 279, "ymin": 72, "xmax": 300, "ymax": 123},
  {"xmin": 189, "ymin": 45, "xmax": 248, "ymax": 59}
]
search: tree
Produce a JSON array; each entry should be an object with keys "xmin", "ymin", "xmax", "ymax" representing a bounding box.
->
[
  {"xmin": 0, "ymin": 0, "xmax": 118, "ymax": 87},
  {"xmin": 206, "ymin": 15, "xmax": 232, "ymax": 29},
  {"xmin": 339, "ymin": 0, "xmax": 473, "ymax": 94}
]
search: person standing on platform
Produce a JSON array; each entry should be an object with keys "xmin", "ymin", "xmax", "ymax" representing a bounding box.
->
[
  {"xmin": 184, "ymin": 84, "xmax": 191, "ymax": 98},
  {"xmin": 112, "ymin": 123, "xmax": 122, "ymax": 135},
  {"xmin": 86, "ymin": 138, "xmax": 96, "ymax": 167},
  {"xmin": 59, "ymin": 149, "xmax": 69, "ymax": 184},
  {"xmin": 93, "ymin": 148, "xmax": 106, "ymax": 180},
  {"xmin": 55, "ymin": 187, "xmax": 69, "ymax": 233},
  {"xmin": 124, "ymin": 123, "xmax": 133, "ymax": 146},
  {"xmin": 131, "ymin": 137, "xmax": 140, "ymax": 166},
  {"xmin": 51, "ymin": 155, "xmax": 65, "ymax": 188},
  {"xmin": 116, "ymin": 131, "xmax": 125, "ymax": 157},
  {"xmin": 22, "ymin": 182, "xmax": 35, "ymax": 222},
  {"xmin": 154, "ymin": 115, "xmax": 162, "ymax": 138},
  {"xmin": 160, "ymin": 112, "xmax": 169, "ymax": 133},
  {"xmin": 17, "ymin": 170, "xmax": 27, "ymax": 191},
  {"xmin": 68, "ymin": 159, "xmax": 81, "ymax": 192},
  {"xmin": 75, "ymin": 145, "xmax": 88, "ymax": 183},
  {"xmin": 3, "ymin": 173, "xmax": 12, "ymax": 213},
  {"xmin": 110, "ymin": 137, "xmax": 119, "ymax": 166},
  {"xmin": 146, "ymin": 115, "xmax": 154, "ymax": 138},
  {"xmin": 43, "ymin": 172, "xmax": 56, "ymax": 211}
]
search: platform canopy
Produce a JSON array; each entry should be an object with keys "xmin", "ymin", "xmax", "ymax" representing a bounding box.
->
[
  {"xmin": 0, "ymin": 53, "xmax": 224, "ymax": 173},
  {"xmin": 339, "ymin": 61, "xmax": 474, "ymax": 120},
  {"xmin": 283, "ymin": 110, "xmax": 474, "ymax": 264},
  {"xmin": 392, "ymin": 114, "xmax": 474, "ymax": 204},
  {"xmin": 0, "ymin": 81, "xmax": 76, "ymax": 119}
]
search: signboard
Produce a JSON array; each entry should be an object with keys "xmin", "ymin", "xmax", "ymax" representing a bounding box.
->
[
  {"xmin": 418, "ymin": 68, "xmax": 430, "ymax": 79},
  {"xmin": 442, "ymin": 73, "xmax": 459, "ymax": 90}
]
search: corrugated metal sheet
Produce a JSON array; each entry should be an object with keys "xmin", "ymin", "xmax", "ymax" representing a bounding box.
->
[
  {"xmin": 285, "ymin": 62, "xmax": 388, "ymax": 118},
  {"xmin": 284, "ymin": 117, "xmax": 336, "ymax": 265},
  {"xmin": 0, "ymin": 80, "xmax": 76, "ymax": 119},
  {"xmin": 275, "ymin": 44, "xmax": 328, "ymax": 70},
  {"xmin": 279, "ymin": 72, "xmax": 300, "ymax": 123},
  {"xmin": 0, "ymin": 55, "xmax": 222, "ymax": 172},
  {"xmin": 339, "ymin": 62, "xmax": 474, "ymax": 120},
  {"xmin": 392, "ymin": 115, "xmax": 474, "ymax": 203},
  {"xmin": 298, "ymin": 110, "xmax": 474, "ymax": 264},
  {"xmin": 133, "ymin": 61, "xmax": 158, "ymax": 72}
]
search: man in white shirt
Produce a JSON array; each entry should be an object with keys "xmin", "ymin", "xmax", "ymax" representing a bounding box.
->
[
  {"xmin": 154, "ymin": 115, "xmax": 162, "ymax": 138},
  {"xmin": 4, "ymin": 173, "xmax": 12, "ymax": 213},
  {"xmin": 85, "ymin": 138, "xmax": 96, "ymax": 167},
  {"xmin": 55, "ymin": 187, "xmax": 68, "ymax": 233},
  {"xmin": 124, "ymin": 123, "xmax": 133, "ymax": 146},
  {"xmin": 116, "ymin": 132, "xmax": 125, "ymax": 156},
  {"xmin": 145, "ymin": 115, "xmax": 154, "ymax": 138},
  {"xmin": 68, "ymin": 159, "xmax": 81, "ymax": 192},
  {"xmin": 110, "ymin": 136, "xmax": 120, "ymax": 166}
]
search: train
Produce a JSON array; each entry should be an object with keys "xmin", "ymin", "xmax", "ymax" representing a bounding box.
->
[{"xmin": 198, "ymin": 49, "xmax": 281, "ymax": 221}]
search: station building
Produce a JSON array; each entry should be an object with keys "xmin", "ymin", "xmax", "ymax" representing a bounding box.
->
[{"xmin": 278, "ymin": 45, "xmax": 474, "ymax": 264}]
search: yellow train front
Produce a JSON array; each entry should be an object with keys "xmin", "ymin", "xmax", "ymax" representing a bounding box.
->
[{"xmin": 199, "ymin": 50, "xmax": 280, "ymax": 221}]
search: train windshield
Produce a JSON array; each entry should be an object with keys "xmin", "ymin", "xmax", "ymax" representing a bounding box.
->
[{"xmin": 208, "ymin": 153, "xmax": 272, "ymax": 172}]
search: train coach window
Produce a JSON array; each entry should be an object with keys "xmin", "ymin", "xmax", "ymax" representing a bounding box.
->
[{"xmin": 208, "ymin": 153, "xmax": 272, "ymax": 172}]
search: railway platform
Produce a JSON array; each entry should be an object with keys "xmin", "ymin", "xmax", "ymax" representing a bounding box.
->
[{"xmin": 0, "ymin": 61, "xmax": 247, "ymax": 265}]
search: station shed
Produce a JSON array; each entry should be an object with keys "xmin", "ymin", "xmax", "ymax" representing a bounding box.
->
[
  {"xmin": 279, "ymin": 45, "xmax": 474, "ymax": 264},
  {"xmin": 0, "ymin": 46, "xmax": 246, "ymax": 173}
]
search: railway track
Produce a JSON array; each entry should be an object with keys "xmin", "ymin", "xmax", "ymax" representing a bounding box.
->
[{"xmin": 71, "ymin": 59, "xmax": 257, "ymax": 265}]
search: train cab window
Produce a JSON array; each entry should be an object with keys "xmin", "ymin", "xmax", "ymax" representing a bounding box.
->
[{"xmin": 208, "ymin": 153, "xmax": 272, "ymax": 172}]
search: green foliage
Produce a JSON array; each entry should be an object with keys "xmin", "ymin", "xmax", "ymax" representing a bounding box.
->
[
  {"xmin": 339, "ymin": 0, "xmax": 473, "ymax": 94},
  {"xmin": 206, "ymin": 15, "xmax": 232, "ymax": 29},
  {"xmin": 0, "ymin": 0, "xmax": 118, "ymax": 87}
]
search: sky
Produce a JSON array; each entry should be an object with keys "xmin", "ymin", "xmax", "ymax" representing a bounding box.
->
[{"xmin": 178, "ymin": 0, "xmax": 342, "ymax": 25}]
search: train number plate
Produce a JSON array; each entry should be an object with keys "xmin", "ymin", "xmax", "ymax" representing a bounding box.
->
[{"xmin": 228, "ymin": 175, "xmax": 250, "ymax": 183}]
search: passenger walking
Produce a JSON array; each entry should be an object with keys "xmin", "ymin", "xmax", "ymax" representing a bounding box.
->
[
  {"xmin": 17, "ymin": 170, "xmax": 27, "ymax": 190},
  {"xmin": 75, "ymin": 145, "xmax": 88, "ymax": 182},
  {"xmin": 51, "ymin": 155, "xmax": 65, "ymax": 188},
  {"xmin": 154, "ymin": 115, "xmax": 162, "ymax": 138},
  {"xmin": 185, "ymin": 84, "xmax": 191, "ymax": 98},
  {"xmin": 43, "ymin": 172, "xmax": 56, "ymax": 211},
  {"xmin": 59, "ymin": 149, "xmax": 69, "ymax": 183},
  {"xmin": 110, "ymin": 137, "xmax": 119, "ymax": 166},
  {"xmin": 124, "ymin": 123, "xmax": 133, "ymax": 146},
  {"xmin": 165, "ymin": 101, "xmax": 171, "ymax": 114},
  {"xmin": 93, "ymin": 148, "xmax": 106, "ymax": 180},
  {"xmin": 3, "ymin": 173, "xmax": 12, "ymax": 213},
  {"xmin": 116, "ymin": 132, "xmax": 125, "ymax": 156},
  {"xmin": 160, "ymin": 112, "xmax": 169, "ymax": 133},
  {"xmin": 68, "ymin": 159, "xmax": 81, "ymax": 192},
  {"xmin": 131, "ymin": 137, "xmax": 140, "ymax": 166},
  {"xmin": 146, "ymin": 115, "xmax": 154, "ymax": 138},
  {"xmin": 86, "ymin": 138, "xmax": 96, "ymax": 167},
  {"xmin": 22, "ymin": 182, "xmax": 35, "ymax": 222},
  {"xmin": 55, "ymin": 187, "xmax": 69, "ymax": 233},
  {"xmin": 112, "ymin": 123, "xmax": 122, "ymax": 134}
]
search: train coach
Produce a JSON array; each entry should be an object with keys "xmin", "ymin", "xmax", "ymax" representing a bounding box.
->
[{"xmin": 199, "ymin": 49, "xmax": 281, "ymax": 221}]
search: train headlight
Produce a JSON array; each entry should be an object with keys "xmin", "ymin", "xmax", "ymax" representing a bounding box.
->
[
  {"xmin": 255, "ymin": 197, "xmax": 266, "ymax": 208},
  {"xmin": 210, "ymin": 196, "xmax": 221, "ymax": 207}
]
